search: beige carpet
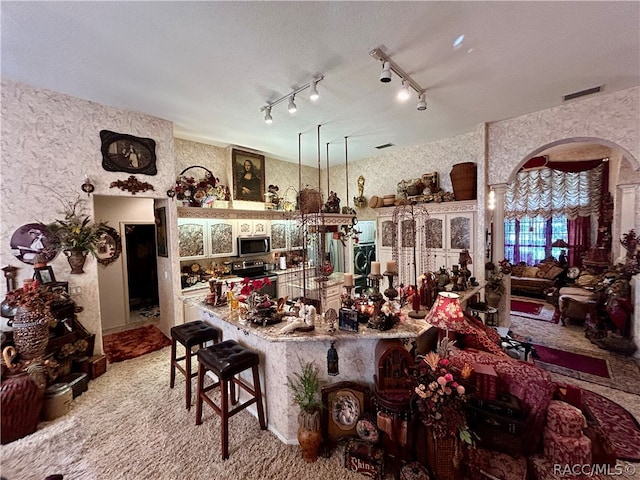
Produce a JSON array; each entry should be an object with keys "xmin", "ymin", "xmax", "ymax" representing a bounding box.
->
[{"xmin": 0, "ymin": 348, "xmax": 365, "ymax": 480}]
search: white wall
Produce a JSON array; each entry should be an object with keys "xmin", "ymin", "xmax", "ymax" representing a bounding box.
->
[{"xmin": 94, "ymin": 196, "xmax": 155, "ymax": 331}]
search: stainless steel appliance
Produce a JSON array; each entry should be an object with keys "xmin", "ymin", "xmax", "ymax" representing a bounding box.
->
[
  {"xmin": 237, "ymin": 236, "xmax": 270, "ymax": 257},
  {"xmin": 353, "ymin": 243, "xmax": 375, "ymax": 289},
  {"xmin": 230, "ymin": 260, "xmax": 278, "ymax": 298}
]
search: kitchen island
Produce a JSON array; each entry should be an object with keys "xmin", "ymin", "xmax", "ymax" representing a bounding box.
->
[{"xmin": 182, "ymin": 284, "xmax": 483, "ymax": 444}]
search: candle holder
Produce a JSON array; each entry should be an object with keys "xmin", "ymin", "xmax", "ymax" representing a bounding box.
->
[
  {"xmin": 383, "ymin": 270, "xmax": 398, "ymax": 301},
  {"xmin": 341, "ymin": 285, "xmax": 355, "ymax": 309},
  {"xmin": 367, "ymin": 273, "xmax": 386, "ymax": 329}
]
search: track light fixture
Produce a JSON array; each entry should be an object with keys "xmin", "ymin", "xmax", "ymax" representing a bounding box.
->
[
  {"xmin": 417, "ymin": 93, "xmax": 427, "ymax": 111},
  {"xmin": 287, "ymin": 95, "xmax": 297, "ymax": 114},
  {"xmin": 370, "ymin": 47, "xmax": 427, "ymax": 111},
  {"xmin": 264, "ymin": 106, "xmax": 273, "ymax": 124},
  {"xmin": 260, "ymin": 75, "xmax": 324, "ymax": 124}
]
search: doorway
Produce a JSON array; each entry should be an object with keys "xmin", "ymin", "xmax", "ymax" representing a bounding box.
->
[{"xmin": 123, "ymin": 223, "xmax": 159, "ymax": 323}]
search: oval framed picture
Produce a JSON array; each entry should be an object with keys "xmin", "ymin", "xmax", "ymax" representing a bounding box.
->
[
  {"xmin": 10, "ymin": 223, "xmax": 59, "ymax": 265},
  {"xmin": 100, "ymin": 130, "xmax": 157, "ymax": 175}
]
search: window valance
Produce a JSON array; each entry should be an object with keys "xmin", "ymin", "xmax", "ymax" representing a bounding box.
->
[{"xmin": 505, "ymin": 163, "xmax": 604, "ymax": 220}]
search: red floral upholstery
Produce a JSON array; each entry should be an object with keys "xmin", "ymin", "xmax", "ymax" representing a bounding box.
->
[
  {"xmin": 456, "ymin": 313, "xmax": 510, "ymax": 358},
  {"xmin": 543, "ymin": 429, "xmax": 591, "ymax": 465},
  {"xmin": 545, "ymin": 400, "xmax": 586, "ymax": 438},
  {"xmin": 450, "ymin": 348, "xmax": 555, "ymax": 455},
  {"xmin": 467, "ymin": 447, "xmax": 527, "ymax": 480}
]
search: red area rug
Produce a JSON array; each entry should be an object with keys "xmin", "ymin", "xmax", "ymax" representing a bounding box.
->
[
  {"xmin": 533, "ymin": 344, "xmax": 610, "ymax": 378},
  {"xmin": 511, "ymin": 299, "xmax": 543, "ymax": 315},
  {"xmin": 103, "ymin": 324, "xmax": 171, "ymax": 363},
  {"xmin": 582, "ymin": 389, "xmax": 640, "ymax": 461}
]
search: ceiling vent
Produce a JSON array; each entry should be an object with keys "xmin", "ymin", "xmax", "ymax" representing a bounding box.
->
[
  {"xmin": 563, "ymin": 86, "xmax": 602, "ymax": 102},
  {"xmin": 375, "ymin": 143, "xmax": 395, "ymax": 150}
]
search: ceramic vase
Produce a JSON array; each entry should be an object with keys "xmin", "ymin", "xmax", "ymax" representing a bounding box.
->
[
  {"xmin": 297, "ymin": 409, "xmax": 322, "ymax": 463},
  {"xmin": 64, "ymin": 248, "xmax": 88, "ymax": 274}
]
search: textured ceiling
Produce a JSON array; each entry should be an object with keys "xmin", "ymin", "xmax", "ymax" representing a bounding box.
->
[{"xmin": 2, "ymin": 1, "xmax": 639, "ymax": 165}]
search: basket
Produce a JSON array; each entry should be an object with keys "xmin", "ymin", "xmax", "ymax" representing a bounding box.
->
[
  {"xmin": 449, "ymin": 162, "xmax": 477, "ymax": 201},
  {"xmin": 174, "ymin": 165, "xmax": 222, "ymax": 207},
  {"xmin": 1, "ymin": 372, "xmax": 44, "ymax": 444},
  {"xmin": 299, "ymin": 188, "xmax": 322, "ymax": 214},
  {"xmin": 12, "ymin": 309, "xmax": 49, "ymax": 360}
]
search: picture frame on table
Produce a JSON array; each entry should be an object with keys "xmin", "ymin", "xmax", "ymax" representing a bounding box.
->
[
  {"xmin": 34, "ymin": 266, "xmax": 56, "ymax": 285},
  {"xmin": 232, "ymin": 149, "xmax": 265, "ymax": 202},
  {"xmin": 322, "ymin": 381, "xmax": 370, "ymax": 445},
  {"xmin": 100, "ymin": 130, "xmax": 157, "ymax": 175}
]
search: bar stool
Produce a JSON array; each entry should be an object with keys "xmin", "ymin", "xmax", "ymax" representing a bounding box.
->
[
  {"xmin": 195, "ymin": 340, "xmax": 266, "ymax": 460},
  {"xmin": 170, "ymin": 320, "xmax": 221, "ymax": 410}
]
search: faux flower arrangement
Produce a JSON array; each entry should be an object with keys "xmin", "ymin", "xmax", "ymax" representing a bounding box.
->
[
  {"xmin": 173, "ymin": 170, "xmax": 228, "ymax": 207},
  {"xmin": 228, "ymin": 276, "xmax": 273, "ymax": 298},
  {"xmin": 47, "ymin": 199, "xmax": 107, "ymax": 257},
  {"xmin": 411, "ymin": 338, "xmax": 473, "ymax": 444},
  {"xmin": 5, "ymin": 280, "xmax": 55, "ymax": 316}
]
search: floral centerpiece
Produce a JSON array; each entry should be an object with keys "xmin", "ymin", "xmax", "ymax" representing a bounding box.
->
[
  {"xmin": 5, "ymin": 280, "xmax": 55, "ymax": 317},
  {"xmin": 172, "ymin": 167, "xmax": 228, "ymax": 207},
  {"xmin": 226, "ymin": 277, "xmax": 273, "ymax": 321},
  {"xmin": 411, "ymin": 338, "xmax": 473, "ymax": 444}
]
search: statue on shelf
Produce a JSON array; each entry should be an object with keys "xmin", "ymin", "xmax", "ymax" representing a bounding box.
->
[
  {"xmin": 353, "ymin": 175, "xmax": 367, "ymax": 208},
  {"xmin": 323, "ymin": 191, "xmax": 341, "ymax": 214}
]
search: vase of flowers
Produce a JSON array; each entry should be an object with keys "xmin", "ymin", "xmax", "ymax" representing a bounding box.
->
[
  {"xmin": 47, "ymin": 199, "xmax": 108, "ymax": 274},
  {"xmin": 227, "ymin": 276, "xmax": 272, "ymax": 324},
  {"xmin": 5, "ymin": 280, "xmax": 55, "ymax": 360},
  {"xmin": 411, "ymin": 338, "xmax": 472, "ymax": 480}
]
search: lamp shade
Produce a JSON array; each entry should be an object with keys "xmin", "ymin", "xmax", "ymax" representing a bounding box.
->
[
  {"xmin": 551, "ymin": 239, "xmax": 569, "ymax": 248},
  {"xmin": 424, "ymin": 292, "xmax": 472, "ymax": 333}
]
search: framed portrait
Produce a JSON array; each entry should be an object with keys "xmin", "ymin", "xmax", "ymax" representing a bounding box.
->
[
  {"xmin": 10, "ymin": 223, "xmax": 59, "ymax": 265},
  {"xmin": 34, "ymin": 266, "xmax": 56, "ymax": 285},
  {"xmin": 322, "ymin": 381, "xmax": 370, "ymax": 445},
  {"xmin": 154, "ymin": 207, "xmax": 168, "ymax": 257},
  {"xmin": 100, "ymin": 130, "xmax": 157, "ymax": 175},
  {"xmin": 232, "ymin": 149, "xmax": 265, "ymax": 202}
]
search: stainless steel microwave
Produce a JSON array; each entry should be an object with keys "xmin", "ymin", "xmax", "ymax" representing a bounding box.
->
[{"xmin": 238, "ymin": 236, "xmax": 271, "ymax": 257}]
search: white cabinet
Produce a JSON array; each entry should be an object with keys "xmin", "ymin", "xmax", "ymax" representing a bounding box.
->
[
  {"xmin": 237, "ymin": 219, "xmax": 270, "ymax": 237},
  {"xmin": 270, "ymin": 220, "xmax": 303, "ymax": 251},
  {"xmin": 276, "ymin": 267, "xmax": 315, "ymax": 300},
  {"xmin": 178, "ymin": 218, "xmax": 237, "ymax": 259},
  {"xmin": 375, "ymin": 202, "xmax": 477, "ymax": 285}
]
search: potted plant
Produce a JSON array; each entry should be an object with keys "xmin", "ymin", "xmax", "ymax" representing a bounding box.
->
[
  {"xmin": 286, "ymin": 360, "xmax": 322, "ymax": 463},
  {"xmin": 47, "ymin": 198, "xmax": 108, "ymax": 274}
]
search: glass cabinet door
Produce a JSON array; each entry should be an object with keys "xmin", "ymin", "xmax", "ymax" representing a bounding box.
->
[
  {"xmin": 178, "ymin": 219, "xmax": 207, "ymax": 259},
  {"xmin": 208, "ymin": 220, "xmax": 235, "ymax": 256}
]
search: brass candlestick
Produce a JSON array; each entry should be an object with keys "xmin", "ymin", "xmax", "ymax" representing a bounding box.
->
[
  {"xmin": 367, "ymin": 273, "xmax": 385, "ymax": 329},
  {"xmin": 342, "ymin": 285, "xmax": 355, "ymax": 309}
]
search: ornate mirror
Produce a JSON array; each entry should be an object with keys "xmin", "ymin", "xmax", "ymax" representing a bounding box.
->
[{"xmin": 96, "ymin": 226, "xmax": 122, "ymax": 266}]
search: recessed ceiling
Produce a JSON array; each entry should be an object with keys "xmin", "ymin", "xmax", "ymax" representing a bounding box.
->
[{"xmin": 2, "ymin": 1, "xmax": 638, "ymax": 166}]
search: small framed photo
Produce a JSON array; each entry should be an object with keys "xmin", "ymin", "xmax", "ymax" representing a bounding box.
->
[
  {"xmin": 232, "ymin": 149, "xmax": 265, "ymax": 202},
  {"xmin": 34, "ymin": 266, "xmax": 56, "ymax": 285},
  {"xmin": 322, "ymin": 381, "xmax": 370, "ymax": 445},
  {"xmin": 100, "ymin": 130, "xmax": 157, "ymax": 175},
  {"xmin": 339, "ymin": 308, "xmax": 359, "ymax": 332}
]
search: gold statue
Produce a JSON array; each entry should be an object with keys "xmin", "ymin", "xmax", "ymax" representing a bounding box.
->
[{"xmin": 354, "ymin": 175, "xmax": 366, "ymax": 208}]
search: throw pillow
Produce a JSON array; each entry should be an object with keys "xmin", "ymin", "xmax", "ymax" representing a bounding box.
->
[
  {"xmin": 537, "ymin": 262, "xmax": 553, "ymax": 274},
  {"xmin": 544, "ymin": 266, "xmax": 564, "ymax": 280},
  {"xmin": 511, "ymin": 265, "xmax": 526, "ymax": 277},
  {"xmin": 523, "ymin": 266, "xmax": 539, "ymax": 278},
  {"xmin": 576, "ymin": 274, "xmax": 599, "ymax": 288}
]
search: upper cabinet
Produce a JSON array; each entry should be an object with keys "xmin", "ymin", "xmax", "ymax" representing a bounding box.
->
[
  {"xmin": 271, "ymin": 220, "xmax": 303, "ymax": 251},
  {"xmin": 237, "ymin": 219, "xmax": 270, "ymax": 237},
  {"xmin": 178, "ymin": 218, "xmax": 236, "ymax": 259}
]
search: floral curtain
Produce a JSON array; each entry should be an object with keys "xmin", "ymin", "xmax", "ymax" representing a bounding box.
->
[{"xmin": 505, "ymin": 163, "xmax": 604, "ymax": 220}]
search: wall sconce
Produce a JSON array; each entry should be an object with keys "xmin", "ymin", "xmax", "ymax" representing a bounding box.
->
[
  {"xmin": 260, "ymin": 75, "xmax": 324, "ymax": 124},
  {"xmin": 81, "ymin": 177, "xmax": 95, "ymax": 195},
  {"xmin": 370, "ymin": 47, "xmax": 427, "ymax": 111},
  {"xmin": 327, "ymin": 341, "xmax": 339, "ymax": 376},
  {"xmin": 166, "ymin": 187, "xmax": 176, "ymax": 199}
]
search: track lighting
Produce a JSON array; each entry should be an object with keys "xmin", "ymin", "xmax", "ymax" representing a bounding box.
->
[
  {"xmin": 370, "ymin": 47, "xmax": 427, "ymax": 111},
  {"xmin": 379, "ymin": 61, "xmax": 392, "ymax": 83},
  {"xmin": 309, "ymin": 80, "xmax": 319, "ymax": 101},
  {"xmin": 260, "ymin": 75, "xmax": 324, "ymax": 124},
  {"xmin": 417, "ymin": 93, "xmax": 427, "ymax": 111},
  {"xmin": 397, "ymin": 80, "xmax": 410, "ymax": 102},
  {"xmin": 264, "ymin": 106, "xmax": 273, "ymax": 124},
  {"xmin": 287, "ymin": 95, "xmax": 297, "ymax": 114}
]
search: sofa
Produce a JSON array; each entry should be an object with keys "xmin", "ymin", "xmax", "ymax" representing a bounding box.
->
[{"xmin": 510, "ymin": 262, "xmax": 565, "ymax": 297}]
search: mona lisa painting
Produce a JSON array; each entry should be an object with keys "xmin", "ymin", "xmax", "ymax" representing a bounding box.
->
[{"xmin": 232, "ymin": 149, "xmax": 265, "ymax": 202}]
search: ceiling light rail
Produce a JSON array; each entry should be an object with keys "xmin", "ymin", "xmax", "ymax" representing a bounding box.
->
[
  {"xmin": 370, "ymin": 48, "xmax": 427, "ymax": 111},
  {"xmin": 260, "ymin": 76, "xmax": 324, "ymax": 124}
]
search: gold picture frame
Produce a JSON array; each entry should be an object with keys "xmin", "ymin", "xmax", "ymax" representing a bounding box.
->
[{"xmin": 232, "ymin": 149, "xmax": 265, "ymax": 202}]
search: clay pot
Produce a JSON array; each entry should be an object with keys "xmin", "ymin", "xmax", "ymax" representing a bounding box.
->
[{"xmin": 298, "ymin": 409, "xmax": 322, "ymax": 463}]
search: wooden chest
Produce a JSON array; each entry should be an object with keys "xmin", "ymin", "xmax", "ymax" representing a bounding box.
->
[
  {"xmin": 344, "ymin": 440, "xmax": 385, "ymax": 480},
  {"xmin": 76, "ymin": 354, "xmax": 107, "ymax": 379}
]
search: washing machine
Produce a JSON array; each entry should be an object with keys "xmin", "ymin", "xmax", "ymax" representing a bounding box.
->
[{"xmin": 354, "ymin": 243, "xmax": 376, "ymax": 289}]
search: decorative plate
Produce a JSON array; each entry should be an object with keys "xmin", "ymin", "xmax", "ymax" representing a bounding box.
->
[{"xmin": 567, "ymin": 266, "xmax": 580, "ymax": 279}]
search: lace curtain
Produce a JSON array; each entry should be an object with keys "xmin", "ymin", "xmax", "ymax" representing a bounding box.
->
[{"xmin": 505, "ymin": 163, "xmax": 604, "ymax": 220}]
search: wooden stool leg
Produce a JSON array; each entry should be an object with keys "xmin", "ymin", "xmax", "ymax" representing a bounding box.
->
[
  {"xmin": 195, "ymin": 363, "xmax": 205, "ymax": 425},
  {"xmin": 230, "ymin": 376, "xmax": 237, "ymax": 405},
  {"xmin": 169, "ymin": 339, "xmax": 176, "ymax": 388},
  {"xmin": 252, "ymin": 365, "xmax": 267, "ymax": 430},
  {"xmin": 185, "ymin": 345, "xmax": 192, "ymax": 409},
  {"xmin": 221, "ymin": 378, "xmax": 229, "ymax": 460}
]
